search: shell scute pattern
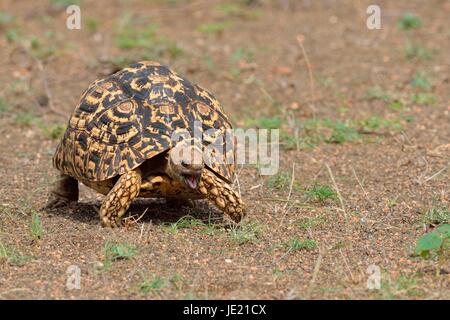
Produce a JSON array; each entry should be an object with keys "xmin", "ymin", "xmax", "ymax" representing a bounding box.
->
[{"xmin": 54, "ymin": 61, "xmax": 236, "ymax": 183}]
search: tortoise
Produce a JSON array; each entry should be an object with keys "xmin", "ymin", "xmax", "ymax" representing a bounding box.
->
[{"xmin": 47, "ymin": 61, "xmax": 245, "ymax": 227}]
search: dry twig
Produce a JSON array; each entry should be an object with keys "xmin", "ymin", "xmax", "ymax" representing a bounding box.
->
[
  {"xmin": 296, "ymin": 35, "xmax": 317, "ymax": 116},
  {"xmin": 325, "ymin": 163, "xmax": 347, "ymax": 220}
]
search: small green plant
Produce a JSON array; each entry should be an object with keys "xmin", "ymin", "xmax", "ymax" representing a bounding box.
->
[
  {"xmin": 272, "ymin": 268, "xmax": 285, "ymax": 278},
  {"xmin": 5, "ymin": 28, "xmax": 21, "ymax": 42},
  {"xmin": 215, "ymin": 3, "xmax": 241, "ymax": 16},
  {"xmin": 411, "ymin": 72, "xmax": 431, "ymax": 91},
  {"xmin": 280, "ymin": 130, "xmax": 312, "ymax": 150},
  {"xmin": 415, "ymin": 224, "xmax": 449, "ymax": 275},
  {"xmin": 228, "ymin": 221, "xmax": 261, "ymax": 245},
  {"xmin": 13, "ymin": 112, "xmax": 66, "ymax": 140},
  {"xmin": 30, "ymin": 211, "xmax": 43, "ymax": 241},
  {"xmin": 115, "ymin": 23, "xmax": 158, "ymax": 49},
  {"xmin": 115, "ymin": 23, "xmax": 183, "ymax": 59},
  {"xmin": 266, "ymin": 116, "xmax": 406, "ymax": 149},
  {"xmin": 28, "ymin": 36, "xmax": 56, "ymax": 59},
  {"xmin": 296, "ymin": 215, "xmax": 327, "ymax": 230},
  {"xmin": 50, "ymin": 0, "xmax": 81, "ymax": 7},
  {"xmin": 215, "ymin": 2, "xmax": 261, "ymax": 19},
  {"xmin": 245, "ymin": 117, "xmax": 281, "ymax": 129},
  {"xmin": 247, "ymin": 11, "xmax": 263, "ymax": 20},
  {"xmin": 0, "ymin": 242, "xmax": 34, "ymax": 265},
  {"xmin": 231, "ymin": 47, "xmax": 255, "ymax": 63},
  {"xmin": 415, "ymin": 224, "xmax": 449, "ymax": 258},
  {"xmin": 267, "ymin": 173, "xmax": 294, "ymax": 190},
  {"xmin": 203, "ymin": 53, "xmax": 217, "ymax": 73},
  {"xmin": 378, "ymin": 274, "xmax": 426, "ymax": 299},
  {"xmin": 230, "ymin": 66, "xmax": 242, "ymax": 79},
  {"xmin": 358, "ymin": 116, "xmax": 403, "ymax": 132},
  {"xmin": 395, "ymin": 275, "xmax": 425, "ymax": 297},
  {"xmin": 364, "ymin": 86, "xmax": 392, "ymax": 102},
  {"xmin": 44, "ymin": 31, "xmax": 55, "ymax": 39},
  {"xmin": 139, "ymin": 274, "xmax": 167, "ymax": 294},
  {"xmin": 397, "ymin": 13, "xmax": 421, "ymax": 30},
  {"xmin": 305, "ymin": 184, "xmax": 335, "ymax": 202},
  {"xmin": 103, "ymin": 241, "xmax": 136, "ymax": 268},
  {"xmin": 335, "ymin": 92, "xmax": 348, "ymax": 100},
  {"xmin": 337, "ymin": 106, "xmax": 348, "ymax": 114},
  {"xmin": 0, "ymin": 12, "xmax": 14, "ymax": 26},
  {"xmin": 0, "ymin": 98, "xmax": 9, "ymax": 113},
  {"xmin": 359, "ymin": 116, "xmax": 385, "ymax": 130},
  {"xmin": 288, "ymin": 238, "xmax": 317, "ymax": 251},
  {"xmin": 404, "ymin": 43, "xmax": 436, "ymax": 60},
  {"xmin": 86, "ymin": 17, "xmax": 100, "ymax": 33},
  {"xmin": 42, "ymin": 124, "xmax": 66, "ymax": 140},
  {"xmin": 388, "ymin": 100, "xmax": 405, "ymax": 111},
  {"xmin": 14, "ymin": 112, "xmax": 41, "ymax": 127},
  {"xmin": 402, "ymin": 115, "xmax": 415, "ymax": 123},
  {"xmin": 423, "ymin": 207, "xmax": 450, "ymax": 225},
  {"xmin": 161, "ymin": 215, "xmax": 205, "ymax": 234},
  {"xmin": 318, "ymin": 77, "xmax": 334, "ymax": 88},
  {"xmin": 169, "ymin": 273, "xmax": 183, "ymax": 291},
  {"xmin": 157, "ymin": 37, "xmax": 184, "ymax": 58},
  {"xmin": 200, "ymin": 215, "xmax": 221, "ymax": 236},
  {"xmin": 197, "ymin": 22, "xmax": 231, "ymax": 35},
  {"xmin": 300, "ymin": 119, "xmax": 323, "ymax": 138},
  {"xmin": 324, "ymin": 120, "xmax": 360, "ymax": 144},
  {"xmin": 282, "ymin": 119, "xmax": 362, "ymax": 147},
  {"xmin": 412, "ymin": 93, "xmax": 436, "ymax": 105}
]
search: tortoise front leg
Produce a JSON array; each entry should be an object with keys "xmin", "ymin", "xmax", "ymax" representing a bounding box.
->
[
  {"xmin": 198, "ymin": 170, "xmax": 246, "ymax": 223},
  {"xmin": 45, "ymin": 173, "xmax": 79, "ymax": 208},
  {"xmin": 100, "ymin": 168, "xmax": 142, "ymax": 228}
]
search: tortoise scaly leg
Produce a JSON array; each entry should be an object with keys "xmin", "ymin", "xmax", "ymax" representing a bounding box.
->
[
  {"xmin": 198, "ymin": 170, "xmax": 246, "ymax": 223},
  {"xmin": 45, "ymin": 173, "xmax": 79, "ymax": 209},
  {"xmin": 100, "ymin": 168, "xmax": 142, "ymax": 228}
]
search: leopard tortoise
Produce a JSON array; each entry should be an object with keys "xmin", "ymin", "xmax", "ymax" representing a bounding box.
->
[{"xmin": 47, "ymin": 61, "xmax": 245, "ymax": 227}]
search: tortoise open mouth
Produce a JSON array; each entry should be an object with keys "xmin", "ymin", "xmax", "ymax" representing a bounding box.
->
[{"xmin": 183, "ymin": 174, "xmax": 200, "ymax": 189}]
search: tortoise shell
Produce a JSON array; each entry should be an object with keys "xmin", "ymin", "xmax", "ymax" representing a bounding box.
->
[{"xmin": 53, "ymin": 61, "xmax": 235, "ymax": 183}]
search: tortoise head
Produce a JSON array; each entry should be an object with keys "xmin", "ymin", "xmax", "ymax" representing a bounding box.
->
[{"xmin": 166, "ymin": 140, "xmax": 204, "ymax": 190}]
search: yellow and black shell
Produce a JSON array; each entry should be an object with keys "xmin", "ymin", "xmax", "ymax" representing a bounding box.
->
[{"xmin": 53, "ymin": 61, "xmax": 235, "ymax": 183}]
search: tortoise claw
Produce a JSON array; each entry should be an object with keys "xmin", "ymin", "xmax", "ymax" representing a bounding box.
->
[
  {"xmin": 101, "ymin": 217, "xmax": 123, "ymax": 228},
  {"xmin": 42, "ymin": 193, "xmax": 77, "ymax": 211},
  {"xmin": 44, "ymin": 174, "xmax": 79, "ymax": 211}
]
